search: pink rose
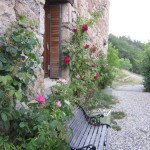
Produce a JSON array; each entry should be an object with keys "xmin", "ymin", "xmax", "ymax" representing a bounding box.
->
[
  {"xmin": 56, "ymin": 101, "xmax": 62, "ymax": 107},
  {"xmin": 94, "ymin": 74, "xmax": 99, "ymax": 79},
  {"xmin": 84, "ymin": 44, "xmax": 90, "ymax": 49},
  {"xmin": 36, "ymin": 96, "xmax": 45, "ymax": 103},
  {"xmin": 82, "ymin": 24, "xmax": 88, "ymax": 32},
  {"xmin": 64, "ymin": 56, "xmax": 70, "ymax": 64},
  {"xmin": 92, "ymin": 64, "xmax": 96, "ymax": 68},
  {"xmin": 59, "ymin": 79, "xmax": 67, "ymax": 84},
  {"xmin": 73, "ymin": 28, "xmax": 77, "ymax": 33},
  {"xmin": 75, "ymin": 74, "xmax": 81, "ymax": 79}
]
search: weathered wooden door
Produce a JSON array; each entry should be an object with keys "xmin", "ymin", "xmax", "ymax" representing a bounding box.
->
[{"xmin": 44, "ymin": 5, "xmax": 62, "ymax": 78}]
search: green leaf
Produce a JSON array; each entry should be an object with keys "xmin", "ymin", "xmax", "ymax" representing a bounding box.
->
[
  {"xmin": 0, "ymin": 61, "xmax": 3, "ymax": 70},
  {"xmin": 1, "ymin": 113, "xmax": 7, "ymax": 122},
  {"xmin": 4, "ymin": 143, "xmax": 10, "ymax": 150},
  {"xmin": 19, "ymin": 122, "xmax": 26, "ymax": 128},
  {"xmin": 50, "ymin": 120, "xmax": 58, "ymax": 129},
  {"xmin": 0, "ymin": 90, "xmax": 4, "ymax": 98},
  {"xmin": 15, "ymin": 91, "xmax": 22, "ymax": 100},
  {"xmin": 24, "ymin": 49, "xmax": 31, "ymax": 55},
  {"xmin": 9, "ymin": 90, "xmax": 15, "ymax": 96},
  {"xmin": 6, "ymin": 47, "xmax": 17, "ymax": 56}
]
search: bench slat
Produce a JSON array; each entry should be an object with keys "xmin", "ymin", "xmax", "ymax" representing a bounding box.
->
[
  {"xmin": 69, "ymin": 114, "xmax": 86, "ymax": 143},
  {"xmin": 69, "ymin": 119, "xmax": 88, "ymax": 146},
  {"xmin": 78, "ymin": 124, "xmax": 92, "ymax": 147},
  {"xmin": 73, "ymin": 122, "xmax": 89, "ymax": 147},
  {"xmin": 83, "ymin": 125, "xmax": 95, "ymax": 147},
  {"xmin": 68, "ymin": 108, "xmax": 82, "ymax": 127},
  {"xmin": 93, "ymin": 125, "xmax": 103, "ymax": 149},
  {"xmin": 90, "ymin": 126, "xmax": 99, "ymax": 145},
  {"xmin": 98, "ymin": 125, "xmax": 107, "ymax": 150}
]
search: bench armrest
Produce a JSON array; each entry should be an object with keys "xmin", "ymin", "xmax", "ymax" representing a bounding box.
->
[
  {"xmin": 79, "ymin": 106, "xmax": 111, "ymax": 126},
  {"xmin": 71, "ymin": 144, "xmax": 96, "ymax": 150}
]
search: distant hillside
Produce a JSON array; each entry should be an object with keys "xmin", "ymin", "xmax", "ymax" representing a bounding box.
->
[{"xmin": 109, "ymin": 34, "xmax": 144, "ymax": 73}]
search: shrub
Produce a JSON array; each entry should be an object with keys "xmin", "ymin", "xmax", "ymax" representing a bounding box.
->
[
  {"xmin": 141, "ymin": 47, "xmax": 150, "ymax": 91},
  {"xmin": 0, "ymin": 17, "xmax": 72, "ymax": 149},
  {"xmin": 107, "ymin": 43, "xmax": 119, "ymax": 68},
  {"xmin": 96, "ymin": 53, "xmax": 115, "ymax": 89},
  {"xmin": 119, "ymin": 58, "xmax": 132, "ymax": 70}
]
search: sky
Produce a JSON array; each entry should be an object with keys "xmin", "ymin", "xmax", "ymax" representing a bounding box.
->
[{"xmin": 109, "ymin": 0, "xmax": 150, "ymax": 42}]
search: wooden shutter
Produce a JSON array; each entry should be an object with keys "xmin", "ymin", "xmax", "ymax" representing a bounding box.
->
[{"xmin": 44, "ymin": 5, "xmax": 62, "ymax": 78}]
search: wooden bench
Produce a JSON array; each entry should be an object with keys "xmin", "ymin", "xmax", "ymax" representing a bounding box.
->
[{"xmin": 68, "ymin": 106, "xmax": 111, "ymax": 150}]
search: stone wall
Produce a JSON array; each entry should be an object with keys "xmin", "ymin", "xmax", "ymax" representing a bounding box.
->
[
  {"xmin": 0, "ymin": 0, "xmax": 45, "ymax": 96},
  {"xmin": 62, "ymin": 0, "xmax": 110, "ymax": 55}
]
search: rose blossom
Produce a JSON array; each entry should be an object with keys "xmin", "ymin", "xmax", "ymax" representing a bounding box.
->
[
  {"xmin": 94, "ymin": 74, "xmax": 99, "ymax": 79},
  {"xmin": 64, "ymin": 56, "xmax": 70, "ymax": 64},
  {"xmin": 75, "ymin": 74, "xmax": 81, "ymax": 79},
  {"xmin": 82, "ymin": 24, "xmax": 88, "ymax": 32},
  {"xmin": 92, "ymin": 64, "xmax": 96, "ymax": 68},
  {"xmin": 36, "ymin": 96, "xmax": 45, "ymax": 103},
  {"xmin": 58, "ymin": 79, "xmax": 67, "ymax": 84},
  {"xmin": 72, "ymin": 28, "xmax": 77, "ymax": 33},
  {"xmin": 56, "ymin": 101, "xmax": 62, "ymax": 107},
  {"xmin": 84, "ymin": 44, "xmax": 90, "ymax": 49}
]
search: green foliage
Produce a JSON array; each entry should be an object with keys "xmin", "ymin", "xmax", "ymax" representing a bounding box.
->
[
  {"xmin": 0, "ymin": 17, "xmax": 72, "ymax": 149},
  {"xmin": 107, "ymin": 43, "xmax": 119, "ymax": 68},
  {"xmin": 141, "ymin": 43, "xmax": 150, "ymax": 91},
  {"xmin": 95, "ymin": 53, "xmax": 115, "ymax": 89},
  {"xmin": 119, "ymin": 58, "xmax": 132, "ymax": 70},
  {"xmin": 109, "ymin": 34, "xmax": 143, "ymax": 73}
]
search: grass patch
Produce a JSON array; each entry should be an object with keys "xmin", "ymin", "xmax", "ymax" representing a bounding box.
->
[
  {"xmin": 111, "ymin": 111, "xmax": 126, "ymax": 131},
  {"xmin": 112, "ymin": 111, "xmax": 126, "ymax": 120}
]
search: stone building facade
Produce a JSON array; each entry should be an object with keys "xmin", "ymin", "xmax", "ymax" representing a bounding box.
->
[{"xmin": 0, "ymin": 0, "xmax": 109, "ymax": 95}]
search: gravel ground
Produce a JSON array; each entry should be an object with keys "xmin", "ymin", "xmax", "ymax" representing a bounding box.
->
[{"xmin": 109, "ymin": 85, "xmax": 150, "ymax": 150}]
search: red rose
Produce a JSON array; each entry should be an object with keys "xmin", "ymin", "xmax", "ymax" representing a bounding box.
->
[
  {"xmin": 64, "ymin": 56, "xmax": 70, "ymax": 64},
  {"xmin": 91, "ymin": 47, "xmax": 97, "ymax": 53},
  {"xmin": 92, "ymin": 64, "xmax": 96, "ymax": 68},
  {"xmin": 94, "ymin": 74, "xmax": 99, "ymax": 79},
  {"xmin": 82, "ymin": 24, "xmax": 88, "ymax": 32},
  {"xmin": 84, "ymin": 44, "xmax": 90, "ymax": 49},
  {"xmin": 73, "ymin": 28, "xmax": 77, "ymax": 33}
]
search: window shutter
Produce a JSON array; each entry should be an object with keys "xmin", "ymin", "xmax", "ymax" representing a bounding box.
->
[
  {"xmin": 50, "ymin": 5, "xmax": 62, "ymax": 78},
  {"xmin": 44, "ymin": 5, "xmax": 62, "ymax": 78}
]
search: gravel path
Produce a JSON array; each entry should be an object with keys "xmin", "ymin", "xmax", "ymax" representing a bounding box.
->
[{"xmin": 109, "ymin": 85, "xmax": 150, "ymax": 150}]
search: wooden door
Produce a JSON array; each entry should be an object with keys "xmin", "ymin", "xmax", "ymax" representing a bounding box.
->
[{"xmin": 44, "ymin": 5, "xmax": 62, "ymax": 78}]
